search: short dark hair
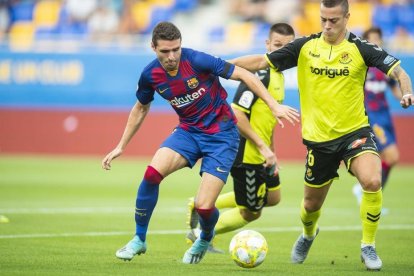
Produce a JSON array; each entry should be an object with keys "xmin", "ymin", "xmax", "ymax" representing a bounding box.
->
[
  {"xmin": 269, "ymin": 23, "xmax": 295, "ymax": 37},
  {"xmin": 362, "ymin": 27, "xmax": 382, "ymax": 40},
  {"xmin": 152, "ymin": 22, "xmax": 182, "ymax": 47},
  {"xmin": 321, "ymin": 0, "xmax": 349, "ymax": 14}
]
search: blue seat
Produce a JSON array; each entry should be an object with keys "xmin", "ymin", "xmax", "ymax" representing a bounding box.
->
[
  {"xmin": 9, "ymin": 1, "xmax": 35, "ymax": 23},
  {"xmin": 394, "ymin": 4, "xmax": 414, "ymax": 36},
  {"xmin": 372, "ymin": 4, "xmax": 397, "ymax": 37}
]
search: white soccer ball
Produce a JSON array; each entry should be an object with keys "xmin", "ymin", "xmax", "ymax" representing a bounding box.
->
[{"xmin": 229, "ymin": 230, "xmax": 268, "ymax": 268}]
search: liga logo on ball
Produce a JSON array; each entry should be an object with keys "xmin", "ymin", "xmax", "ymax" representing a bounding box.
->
[{"xmin": 229, "ymin": 230, "xmax": 268, "ymax": 268}]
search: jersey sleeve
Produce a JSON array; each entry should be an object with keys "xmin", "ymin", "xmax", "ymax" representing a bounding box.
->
[
  {"xmin": 354, "ymin": 35, "xmax": 401, "ymax": 76},
  {"xmin": 135, "ymin": 70, "xmax": 155, "ymax": 105},
  {"xmin": 265, "ymin": 35, "xmax": 309, "ymax": 71},
  {"xmin": 188, "ymin": 48, "xmax": 235, "ymax": 79}
]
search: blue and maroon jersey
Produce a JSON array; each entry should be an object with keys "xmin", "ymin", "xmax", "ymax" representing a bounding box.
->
[
  {"xmin": 136, "ymin": 48, "xmax": 236, "ymax": 134},
  {"xmin": 364, "ymin": 67, "xmax": 397, "ymax": 113}
]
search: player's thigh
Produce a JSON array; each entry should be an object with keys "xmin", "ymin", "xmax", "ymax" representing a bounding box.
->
[
  {"xmin": 195, "ymin": 172, "xmax": 225, "ymax": 209},
  {"xmin": 349, "ymin": 152, "xmax": 381, "ymax": 191},
  {"xmin": 343, "ymin": 129, "xmax": 381, "ymax": 191},
  {"xmin": 231, "ymin": 166, "xmax": 267, "ymax": 212},
  {"xmin": 149, "ymin": 147, "xmax": 188, "ymax": 177},
  {"xmin": 154, "ymin": 128, "xmax": 202, "ymax": 176},
  {"xmin": 265, "ymin": 173, "xmax": 281, "ymax": 206}
]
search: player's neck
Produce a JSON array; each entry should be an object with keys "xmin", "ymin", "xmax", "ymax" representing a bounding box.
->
[{"xmin": 324, "ymin": 29, "xmax": 347, "ymax": 46}]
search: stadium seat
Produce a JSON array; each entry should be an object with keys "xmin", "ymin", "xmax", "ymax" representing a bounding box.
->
[
  {"xmin": 131, "ymin": 1, "xmax": 152, "ymax": 33},
  {"xmin": 9, "ymin": 1, "xmax": 35, "ymax": 23},
  {"xmin": 347, "ymin": 2, "xmax": 373, "ymax": 35},
  {"xmin": 174, "ymin": 0, "xmax": 198, "ymax": 12},
  {"xmin": 225, "ymin": 22, "xmax": 255, "ymax": 51},
  {"xmin": 394, "ymin": 4, "xmax": 414, "ymax": 36},
  {"xmin": 33, "ymin": 0, "xmax": 61, "ymax": 28},
  {"xmin": 9, "ymin": 21, "xmax": 35, "ymax": 50},
  {"xmin": 372, "ymin": 4, "xmax": 397, "ymax": 37}
]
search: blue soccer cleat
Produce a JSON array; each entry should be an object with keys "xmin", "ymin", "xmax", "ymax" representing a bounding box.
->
[
  {"xmin": 115, "ymin": 236, "xmax": 147, "ymax": 261},
  {"xmin": 182, "ymin": 237, "xmax": 211, "ymax": 264}
]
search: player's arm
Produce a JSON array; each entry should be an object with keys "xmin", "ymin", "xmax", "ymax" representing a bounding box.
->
[
  {"xmin": 228, "ymin": 55, "xmax": 269, "ymax": 72},
  {"xmin": 102, "ymin": 100, "xmax": 151, "ymax": 170},
  {"xmin": 389, "ymin": 65, "xmax": 414, "ymax": 108},
  {"xmin": 232, "ymin": 107, "xmax": 276, "ymax": 168},
  {"xmin": 230, "ymin": 66, "xmax": 299, "ymax": 127}
]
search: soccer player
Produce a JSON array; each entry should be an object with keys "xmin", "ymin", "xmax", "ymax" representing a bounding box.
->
[
  {"xmin": 229, "ymin": 0, "xmax": 414, "ymax": 271},
  {"xmin": 101, "ymin": 22, "xmax": 299, "ymax": 265},
  {"xmin": 352, "ymin": 27, "xmax": 402, "ymax": 206},
  {"xmin": 186, "ymin": 23, "xmax": 295, "ymax": 251}
]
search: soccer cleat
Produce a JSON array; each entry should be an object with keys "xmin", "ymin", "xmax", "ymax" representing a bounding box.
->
[
  {"xmin": 186, "ymin": 229, "xmax": 224, "ymax": 254},
  {"xmin": 186, "ymin": 197, "xmax": 199, "ymax": 230},
  {"xmin": 182, "ymin": 237, "xmax": 210, "ymax": 264},
  {"xmin": 291, "ymin": 228, "xmax": 319, "ymax": 264},
  {"xmin": 0, "ymin": 215, "xmax": 10, "ymax": 223},
  {"xmin": 115, "ymin": 236, "xmax": 147, "ymax": 261},
  {"xmin": 361, "ymin": 245, "xmax": 382, "ymax": 271}
]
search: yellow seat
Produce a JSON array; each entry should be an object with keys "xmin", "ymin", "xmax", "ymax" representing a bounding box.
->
[
  {"xmin": 131, "ymin": 1, "xmax": 152, "ymax": 32},
  {"xmin": 348, "ymin": 2, "xmax": 373, "ymax": 34},
  {"xmin": 9, "ymin": 21, "xmax": 35, "ymax": 50},
  {"xmin": 225, "ymin": 22, "xmax": 255, "ymax": 51},
  {"xmin": 33, "ymin": 0, "xmax": 61, "ymax": 28}
]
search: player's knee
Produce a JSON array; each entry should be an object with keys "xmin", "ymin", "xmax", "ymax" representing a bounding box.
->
[
  {"xmin": 361, "ymin": 174, "xmax": 381, "ymax": 192},
  {"xmin": 266, "ymin": 194, "xmax": 281, "ymax": 207},
  {"xmin": 195, "ymin": 207, "xmax": 217, "ymax": 220},
  {"xmin": 386, "ymin": 152, "xmax": 399, "ymax": 167},
  {"xmin": 143, "ymin": 165, "xmax": 164, "ymax": 185},
  {"xmin": 240, "ymin": 208, "xmax": 261, "ymax": 222}
]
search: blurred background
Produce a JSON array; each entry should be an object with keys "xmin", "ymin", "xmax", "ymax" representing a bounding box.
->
[{"xmin": 0, "ymin": 0, "xmax": 413, "ymax": 162}]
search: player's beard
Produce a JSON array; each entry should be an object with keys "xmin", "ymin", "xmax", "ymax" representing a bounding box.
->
[{"xmin": 164, "ymin": 60, "xmax": 177, "ymax": 71}]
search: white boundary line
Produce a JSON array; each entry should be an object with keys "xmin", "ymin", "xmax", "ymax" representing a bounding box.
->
[{"xmin": 1, "ymin": 224, "xmax": 413, "ymax": 239}]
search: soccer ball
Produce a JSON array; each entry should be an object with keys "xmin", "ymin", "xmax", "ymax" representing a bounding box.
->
[{"xmin": 229, "ymin": 230, "xmax": 268, "ymax": 268}]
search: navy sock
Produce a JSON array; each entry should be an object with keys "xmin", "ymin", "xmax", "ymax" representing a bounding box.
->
[
  {"xmin": 135, "ymin": 166, "xmax": 163, "ymax": 241},
  {"xmin": 197, "ymin": 207, "xmax": 219, "ymax": 242}
]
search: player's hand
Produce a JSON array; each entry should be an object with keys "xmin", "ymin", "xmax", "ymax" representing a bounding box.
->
[
  {"xmin": 258, "ymin": 145, "xmax": 278, "ymax": 176},
  {"xmin": 270, "ymin": 103, "xmax": 300, "ymax": 128},
  {"xmin": 400, "ymin": 93, "xmax": 413, "ymax": 109},
  {"xmin": 102, "ymin": 148, "xmax": 123, "ymax": 170}
]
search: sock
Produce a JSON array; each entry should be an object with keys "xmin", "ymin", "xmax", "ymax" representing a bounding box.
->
[
  {"xmin": 381, "ymin": 161, "xmax": 391, "ymax": 189},
  {"xmin": 135, "ymin": 166, "xmax": 163, "ymax": 241},
  {"xmin": 360, "ymin": 189, "xmax": 382, "ymax": 245},
  {"xmin": 300, "ymin": 199, "xmax": 321, "ymax": 239},
  {"xmin": 215, "ymin": 192, "xmax": 236, "ymax": 209},
  {"xmin": 215, "ymin": 207, "xmax": 249, "ymax": 234},
  {"xmin": 196, "ymin": 207, "xmax": 219, "ymax": 242}
]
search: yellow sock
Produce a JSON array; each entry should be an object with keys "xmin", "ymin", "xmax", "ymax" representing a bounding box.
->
[
  {"xmin": 300, "ymin": 199, "xmax": 321, "ymax": 239},
  {"xmin": 215, "ymin": 207, "xmax": 249, "ymax": 234},
  {"xmin": 360, "ymin": 189, "xmax": 382, "ymax": 245},
  {"xmin": 215, "ymin": 192, "xmax": 236, "ymax": 209}
]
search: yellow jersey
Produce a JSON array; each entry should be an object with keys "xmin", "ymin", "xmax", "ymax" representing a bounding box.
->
[
  {"xmin": 232, "ymin": 68, "xmax": 284, "ymax": 165},
  {"xmin": 265, "ymin": 32, "xmax": 400, "ymax": 145}
]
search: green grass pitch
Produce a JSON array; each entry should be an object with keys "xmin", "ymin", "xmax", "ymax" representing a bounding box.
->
[{"xmin": 0, "ymin": 155, "xmax": 413, "ymax": 275}]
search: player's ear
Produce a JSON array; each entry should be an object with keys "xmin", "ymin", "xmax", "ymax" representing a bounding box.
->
[{"xmin": 151, "ymin": 42, "xmax": 156, "ymax": 52}]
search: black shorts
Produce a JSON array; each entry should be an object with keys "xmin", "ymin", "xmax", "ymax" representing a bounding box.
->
[
  {"xmin": 230, "ymin": 165, "xmax": 280, "ymax": 212},
  {"xmin": 303, "ymin": 127, "xmax": 379, "ymax": 186}
]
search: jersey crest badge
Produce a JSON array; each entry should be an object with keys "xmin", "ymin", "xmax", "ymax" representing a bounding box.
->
[
  {"xmin": 339, "ymin": 52, "xmax": 352, "ymax": 64},
  {"xmin": 186, "ymin": 77, "xmax": 199, "ymax": 89}
]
